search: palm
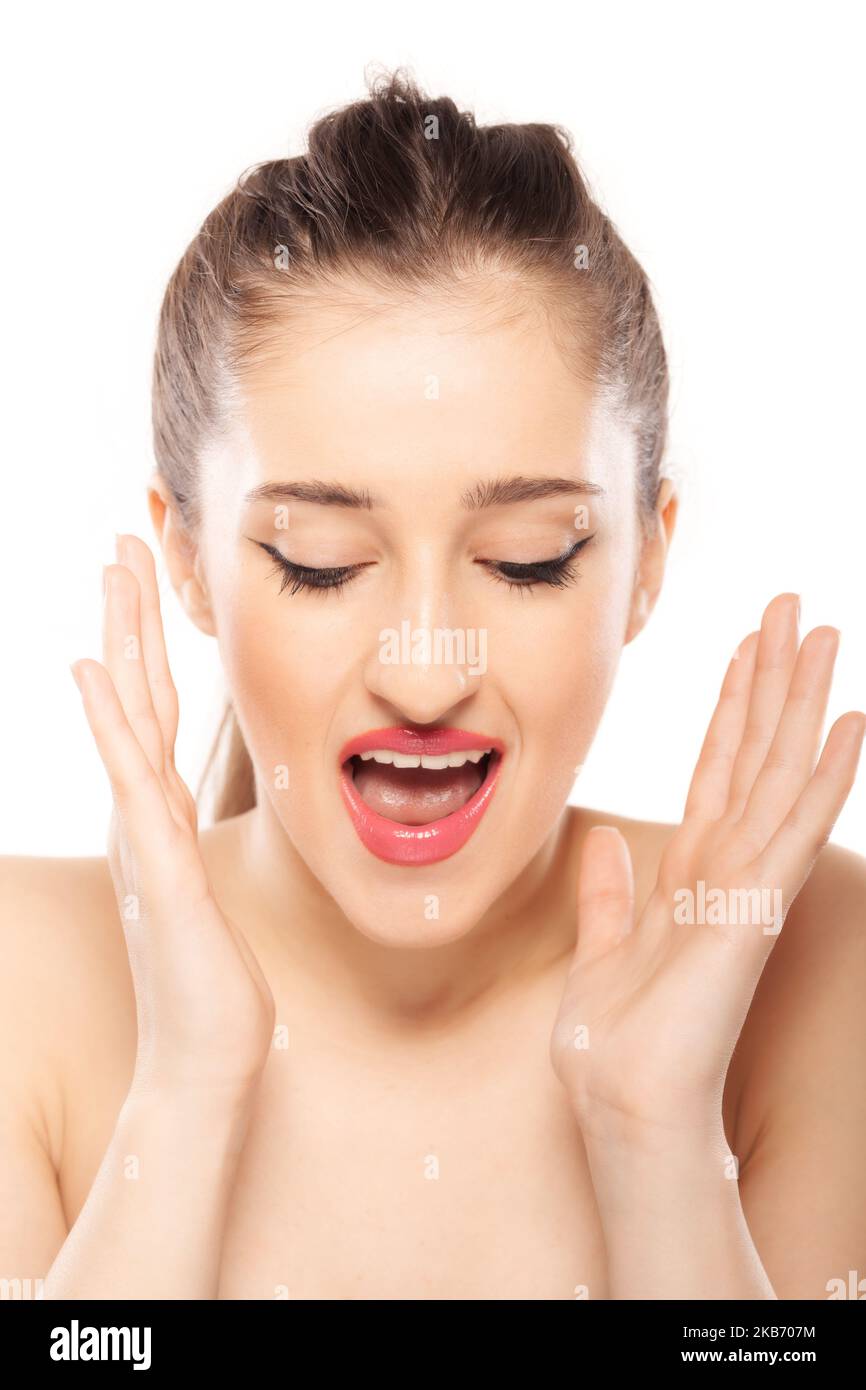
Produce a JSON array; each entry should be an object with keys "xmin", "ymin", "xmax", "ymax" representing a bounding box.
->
[
  {"xmin": 74, "ymin": 533, "xmax": 276, "ymax": 1098},
  {"xmin": 550, "ymin": 595, "xmax": 864, "ymax": 1139}
]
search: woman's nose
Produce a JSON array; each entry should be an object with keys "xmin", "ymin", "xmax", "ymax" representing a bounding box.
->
[{"xmin": 362, "ymin": 615, "xmax": 487, "ymax": 725}]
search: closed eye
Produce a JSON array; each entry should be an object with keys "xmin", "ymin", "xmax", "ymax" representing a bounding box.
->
[
  {"xmin": 251, "ymin": 534, "xmax": 594, "ymax": 596},
  {"xmin": 478, "ymin": 535, "xmax": 593, "ymax": 591},
  {"xmin": 252, "ymin": 541, "xmax": 370, "ymax": 596}
]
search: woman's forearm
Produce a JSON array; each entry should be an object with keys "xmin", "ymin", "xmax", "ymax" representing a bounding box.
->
[
  {"xmin": 42, "ymin": 1086, "xmax": 256, "ymax": 1300},
  {"xmin": 582, "ymin": 1121, "xmax": 777, "ymax": 1300}
]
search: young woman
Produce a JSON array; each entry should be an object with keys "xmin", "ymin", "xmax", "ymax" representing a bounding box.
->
[{"xmin": 2, "ymin": 70, "xmax": 864, "ymax": 1302}]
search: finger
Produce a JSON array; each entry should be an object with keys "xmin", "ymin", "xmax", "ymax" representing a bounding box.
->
[
  {"xmin": 571, "ymin": 826, "xmax": 635, "ymax": 969},
  {"xmin": 756, "ymin": 711, "xmax": 866, "ymax": 897},
  {"xmin": 102, "ymin": 558, "xmax": 165, "ymax": 774},
  {"xmin": 726, "ymin": 593, "xmax": 800, "ymax": 818},
  {"xmin": 117, "ymin": 534, "xmax": 180, "ymax": 764},
  {"xmin": 71, "ymin": 656, "xmax": 184, "ymax": 872},
  {"xmin": 736, "ymin": 626, "xmax": 840, "ymax": 852},
  {"xmin": 684, "ymin": 631, "xmax": 759, "ymax": 821}
]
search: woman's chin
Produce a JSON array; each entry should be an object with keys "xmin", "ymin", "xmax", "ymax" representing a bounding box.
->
[{"xmin": 318, "ymin": 856, "xmax": 503, "ymax": 947}]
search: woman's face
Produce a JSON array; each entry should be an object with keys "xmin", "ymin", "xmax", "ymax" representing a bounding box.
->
[{"xmin": 184, "ymin": 283, "xmax": 669, "ymax": 946}]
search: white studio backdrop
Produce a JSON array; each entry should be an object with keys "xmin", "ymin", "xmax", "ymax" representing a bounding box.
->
[{"xmin": 1, "ymin": 0, "xmax": 863, "ymax": 855}]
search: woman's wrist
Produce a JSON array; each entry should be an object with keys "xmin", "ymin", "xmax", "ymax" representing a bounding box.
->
[
  {"xmin": 43, "ymin": 1079, "xmax": 259, "ymax": 1300},
  {"xmin": 120, "ymin": 1077, "xmax": 262, "ymax": 1163},
  {"xmin": 124, "ymin": 1074, "xmax": 263, "ymax": 1120},
  {"xmin": 571, "ymin": 1088, "xmax": 728, "ymax": 1159},
  {"xmin": 577, "ymin": 1115, "xmax": 776, "ymax": 1299},
  {"xmin": 581, "ymin": 1119, "xmax": 732, "ymax": 1210}
]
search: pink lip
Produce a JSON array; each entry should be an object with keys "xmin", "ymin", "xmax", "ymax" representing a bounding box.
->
[{"xmin": 338, "ymin": 726, "xmax": 505, "ymax": 866}]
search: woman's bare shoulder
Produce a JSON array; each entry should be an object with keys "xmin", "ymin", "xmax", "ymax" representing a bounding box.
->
[
  {"xmin": 0, "ymin": 829, "xmax": 242, "ymax": 951},
  {"xmin": 0, "ymin": 851, "xmax": 128, "ymax": 964},
  {"xmin": 0, "ymin": 821, "xmax": 247, "ymax": 1075},
  {"xmin": 729, "ymin": 840, "xmax": 866, "ymax": 1131},
  {"xmin": 724, "ymin": 842, "xmax": 866, "ymax": 1295},
  {"xmin": 0, "ymin": 852, "xmax": 135, "ymax": 1010},
  {"xmin": 0, "ymin": 855, "xmax": 136, "ymax": 1151}
]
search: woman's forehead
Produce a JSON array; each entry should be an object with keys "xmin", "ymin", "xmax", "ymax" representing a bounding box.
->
[
  {"xmin": 197, "ymin": 408, "xmax": 633, "ymax": 552},
  {"xmin": 199, "ymin": 292, "xmax": 636, "ymax": 527}
]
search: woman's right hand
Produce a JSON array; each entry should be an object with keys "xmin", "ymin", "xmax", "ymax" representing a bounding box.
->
[{"xmin": 71, "ymin": 532, "xmax": 275, "ymax": 1103}]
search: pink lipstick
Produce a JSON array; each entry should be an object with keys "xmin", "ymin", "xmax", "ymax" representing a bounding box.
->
[{"xmin": 338, "ymin": 726, "xmax": 505, "ymax": 866}]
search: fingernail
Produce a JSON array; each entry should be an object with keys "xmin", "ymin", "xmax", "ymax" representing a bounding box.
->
[
  {"xmin": 115, "ymin": 533, "xmax": 126, "ymax": 562},
  {"xmin": 70, "ymin": 661, "xmax": 83, "ymax": 692}
]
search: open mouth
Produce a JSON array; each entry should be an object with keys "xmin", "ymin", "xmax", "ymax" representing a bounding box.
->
[
  {"xmin": 338, "ymin": 729, "xmax": 505, "ymax": 866},
  {"xmin": 348, "ymin": 747, "xmax": 495, "ymax": 824}
]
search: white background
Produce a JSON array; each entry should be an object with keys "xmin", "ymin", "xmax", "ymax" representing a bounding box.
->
[{"xmin": 2, "ymin": 0, "xmax": 863, "ymax": 854}]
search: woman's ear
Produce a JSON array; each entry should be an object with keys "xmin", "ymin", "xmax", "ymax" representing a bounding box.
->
[
  {"xmin": 147, "ymin": 473, "xmax": 217, "ymax": 637},
  {"xmin": 624, "ymin": 476, "xmax": 678, "ymax": 645}
]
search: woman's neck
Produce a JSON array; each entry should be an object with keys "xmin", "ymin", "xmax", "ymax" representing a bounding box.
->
[{"xmin": 200, "ymin": 798, "xmax": 586, "ymax": 1033}]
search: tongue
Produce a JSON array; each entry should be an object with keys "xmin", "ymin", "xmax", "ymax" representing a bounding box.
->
[{"xmin": 351, "ymin": 759, "xmax": 484, "ymax": 825}]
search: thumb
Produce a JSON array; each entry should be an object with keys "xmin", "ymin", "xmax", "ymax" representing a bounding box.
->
[{"xmin": 571, "ymin": 825, "xmax": 635, "ymax": 969}]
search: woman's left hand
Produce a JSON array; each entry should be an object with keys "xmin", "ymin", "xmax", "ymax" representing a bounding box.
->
[{"xmin": 550, "ymin": 592, "xmax": 865, "ymax": 1147}]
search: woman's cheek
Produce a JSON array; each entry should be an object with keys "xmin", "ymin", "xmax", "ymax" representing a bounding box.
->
[
  {"xmin": 218, "ymin": 603, "xmax": 358, "ymax": 779},
  {"xmin": 217, "ymin": 605, "xmax": 309, "ymax": 759},
  {"xmin": 498, "ymin": 614, "xmax": 623, "ymax": 832}
]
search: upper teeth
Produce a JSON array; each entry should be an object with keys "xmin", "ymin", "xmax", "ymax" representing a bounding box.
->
[{"xmin": 357, "ymin": 748, "xmax": 492, "ymax": 769}]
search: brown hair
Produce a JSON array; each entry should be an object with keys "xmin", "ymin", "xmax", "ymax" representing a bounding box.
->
[{"xmin": 151, "ymin": 65, "xmax": 669, "ymax": 822}]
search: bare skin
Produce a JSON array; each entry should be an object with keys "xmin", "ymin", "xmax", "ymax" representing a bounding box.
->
[
  {"xmin": 1, "ymin": 806, "xmax": 864, "ymax": 1299},
  {"xmin": 1, "ymin": 283, "xmax": 865, "ymax": 1300}
]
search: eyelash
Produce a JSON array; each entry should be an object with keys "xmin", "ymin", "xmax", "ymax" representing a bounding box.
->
[
  {"xmin": 484, "ymin": 537, "xmax": 591, "ymax": 593},
  {"xmin": 254, "ymin": 536, "xmax": 593, "ymax": 597},
  {"xmin": 256, "ymin": 543, "xmax": 363, "ymax": 596}
]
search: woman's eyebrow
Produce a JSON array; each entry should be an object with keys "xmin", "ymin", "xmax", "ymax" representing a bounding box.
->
[
  {"xmin": 244, "ymin": 476, "xmax": 605, "ymax": 511},
  {"xmin": 244, "ymin": 480, "xmax": 376, "ymax": 509},
  {"xmin": 461, "ymin": 476, "xmax": 605, "ymax": 509}
]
